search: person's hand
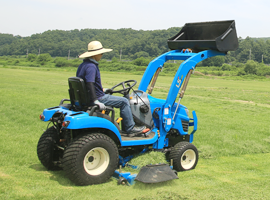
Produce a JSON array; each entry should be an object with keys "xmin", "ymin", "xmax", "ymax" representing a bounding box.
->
[
  {"xmin": 94, "ymin": 100, "xmax": 106, "ymax": 110},
  {"xmin": 104, "ymin": 88, "xmax": 113, "ymax": 94}
]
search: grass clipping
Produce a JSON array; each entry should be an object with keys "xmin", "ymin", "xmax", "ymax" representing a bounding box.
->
[{"xmin": 125, "ymin": 151, "xmax": 168, "ymax": 172}]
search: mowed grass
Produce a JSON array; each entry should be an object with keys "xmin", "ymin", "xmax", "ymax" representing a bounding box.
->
[{"xmin": 0, "ymin": 67, "xmax": 270, "ymax": 200}]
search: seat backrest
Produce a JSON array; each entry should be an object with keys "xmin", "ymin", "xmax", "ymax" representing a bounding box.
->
[{"xmin": 68, "ymin": 77, "xmax": 92, "ymax": 110}]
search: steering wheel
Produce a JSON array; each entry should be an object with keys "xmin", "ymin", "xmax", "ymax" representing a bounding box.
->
[{"xmin": 109, "ymin": 80, "xmax": 137, "ymax": 95}]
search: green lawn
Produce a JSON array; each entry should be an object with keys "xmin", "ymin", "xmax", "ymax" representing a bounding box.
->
[{"xmin": 0, "ymin": 67, "xmax": 269, "ymax": 200}]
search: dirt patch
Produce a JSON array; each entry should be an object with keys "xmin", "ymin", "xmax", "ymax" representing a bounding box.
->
[
  {"xmin": 194, "ymin": 71, "xmax": 205, "ymax": 76},
  {"xmin": 0, "ymin": 171, "xmax": 11, "ymax": 179},
  {"xmin": 234, "ymin": 100, "xmax": 255, "ymax": 104}
]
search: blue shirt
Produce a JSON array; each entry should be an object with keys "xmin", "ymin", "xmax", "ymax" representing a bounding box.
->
[{"xmin": 76, "ymin": 59, "xmax": 105, "ymax": 99}]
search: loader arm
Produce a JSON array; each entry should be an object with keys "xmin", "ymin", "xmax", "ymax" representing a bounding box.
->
[
  {"xmin": 161, "ymin": 50, "xmax": 225, "ymax": 144},
  {"xmin": 165, "ymin": 49, "xmax": 225, "ymax": 106},
  {"xmin": 138, "ymin": 49, "xmax": 225, "ymax": 100},
  {"xmin": 138, "ymin": 49, "xmax": 225, "ymax": 149}
]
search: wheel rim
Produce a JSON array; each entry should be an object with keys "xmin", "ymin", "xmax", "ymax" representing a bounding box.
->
[
  {"xmin": 83, "ymin": 147, "xmax": 110, "ymax": 175},
  {"xmin": 181, "ymin": 149, "xmax": 196, "ymax": 170}
]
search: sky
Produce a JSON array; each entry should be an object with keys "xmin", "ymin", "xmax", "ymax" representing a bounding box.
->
[{"xmin": 1, "ymin": 0, "xmax": 269, "ymax": 38}]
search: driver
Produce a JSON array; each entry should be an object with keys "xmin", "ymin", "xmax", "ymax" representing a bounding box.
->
[{"xmin": 77, "ymin": 41, "xmax": 148, "ymax": 136}]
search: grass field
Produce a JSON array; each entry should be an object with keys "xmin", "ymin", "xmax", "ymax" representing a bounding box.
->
[{"xmin": 0, "ymin": 66, "xmax": 270, "ymax": 200}]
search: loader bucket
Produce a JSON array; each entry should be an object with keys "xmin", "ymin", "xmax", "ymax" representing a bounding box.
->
[{"xmin": 167, "ymin": 20, "xmax": 238, "ymax": 52}]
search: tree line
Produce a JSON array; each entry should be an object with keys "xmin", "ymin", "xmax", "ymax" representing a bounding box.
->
[
  {"xmin": 0, "ymin": 28, "xmax": 179, "ymax": 60},
  {"xmin": 0, "ymin": 28, "xmax": 270, "ymax": 64}
]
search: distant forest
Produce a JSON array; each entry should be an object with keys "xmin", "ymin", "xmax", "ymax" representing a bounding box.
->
[{"xmin": 1, "ymin": 28, "xmax": 270, "ymax": 63}]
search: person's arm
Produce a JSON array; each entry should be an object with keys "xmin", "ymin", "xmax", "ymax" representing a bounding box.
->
[
  {"xmin": 86, "ymin": 82, "xmax": 97, "ymax": 102},
  {"xmin": 86, "ymin": 82, "xmax": 106, "ymax": 110}
]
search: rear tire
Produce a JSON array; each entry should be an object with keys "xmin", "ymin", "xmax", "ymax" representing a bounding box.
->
[
  {"xmin": 62, "ymin": 133, "xmax": 119, "ymax": 186},
  {"xmin": 169, "ymin": 142, "xmax": 198, "ymax": 172},
  {"xmin": 37, "ymin": 126, "xmax": 62, "ymax": 170}
]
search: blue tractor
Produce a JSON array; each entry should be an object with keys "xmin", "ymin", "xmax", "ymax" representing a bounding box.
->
[{"xmin": 37, "ymin": 20, "xmax": 238, "ymax": 185}]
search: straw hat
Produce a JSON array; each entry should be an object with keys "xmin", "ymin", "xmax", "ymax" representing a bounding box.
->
[{"xmin": 79, "ymin": 41, "xmax": 113, "ymax": 58}]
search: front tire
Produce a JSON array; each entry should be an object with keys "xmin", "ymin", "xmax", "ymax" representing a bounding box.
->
[
  {"xmin": 169, "ymin": 142, "xmax": 198, "ymax": 172},
  {"xmin": 62, "ymin": 133, "xmax": 119, "ymax": 186}
]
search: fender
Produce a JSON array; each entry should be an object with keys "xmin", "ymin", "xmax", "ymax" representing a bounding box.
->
[{"xmin": 64, "ymin": 112, "xmax": 122, "ymax": 144}]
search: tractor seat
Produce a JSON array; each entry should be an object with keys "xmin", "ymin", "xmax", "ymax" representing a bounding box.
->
[
  {"xmin": 68, "ymin": 77, "xmax": 114, "ymax": 111},
  {"xmin": 68, "ymin": 77, "xmax": 95, "ymax": 111}
]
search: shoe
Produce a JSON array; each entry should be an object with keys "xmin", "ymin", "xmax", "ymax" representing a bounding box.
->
[{"xmin": 127, "ymin": 126, "xmax": 146, "ymax": 137}]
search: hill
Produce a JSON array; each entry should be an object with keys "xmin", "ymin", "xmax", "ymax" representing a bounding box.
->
[
  {"xmin": 1, "ymin": 29, "xmax": 270, "ymax": 63},
  {"xmin": 0, "ymin": 28, "xmax": 180, "ymax": 59}
]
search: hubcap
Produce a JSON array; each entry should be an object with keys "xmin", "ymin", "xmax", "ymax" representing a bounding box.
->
[
  {"xmin": 83, "ymin": 147, "xmax": 110, "ymax": 175},
  {"xmin": 181, "ymin": 149, "xmax": 196, "ymax": 170}
]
